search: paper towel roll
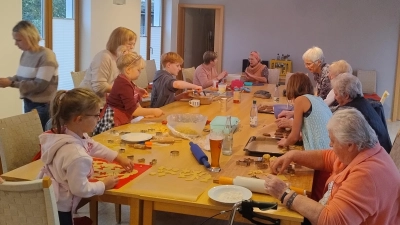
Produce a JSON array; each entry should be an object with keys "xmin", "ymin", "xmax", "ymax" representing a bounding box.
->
[{"xmin": 233, "ymin": 176, "xmax": 267, "ymax": 194}]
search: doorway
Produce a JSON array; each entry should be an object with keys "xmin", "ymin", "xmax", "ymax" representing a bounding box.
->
[{"xmin": 177, "ymin": 4, "xmax": 224, "ymax": 73}]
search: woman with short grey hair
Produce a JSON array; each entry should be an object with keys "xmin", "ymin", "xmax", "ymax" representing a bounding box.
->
[
  {"xmin": 264, "ymin": 108, "xmax": 400, "ymax": 225},
  {"xmin": 302, "ymin": 46, "xmax": 330, "ymax": 100},
  {"xmin": 324, "ymin": 60, "xmax": 353, "ymax": 106},
  {"xmin": 333, "ymin": 73, "xmax": 392, "ymax": 152}
]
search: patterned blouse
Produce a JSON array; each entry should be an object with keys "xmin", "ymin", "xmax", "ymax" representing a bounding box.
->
[{"xmin": 313, "ymin": 63, "xmax": 331, "ymax": 100}]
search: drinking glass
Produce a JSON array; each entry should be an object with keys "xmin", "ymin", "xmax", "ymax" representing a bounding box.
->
[{"xmin": 209, "ymin": 129, "xmax": 224, "ymax": 172}]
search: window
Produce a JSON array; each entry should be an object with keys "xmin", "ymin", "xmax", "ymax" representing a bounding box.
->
[
  {"xmin": 22, "ymin": 0, "xmax": 77, "ymax": 90},
  {"xmin": 140, "ymin": 0, "xmax": 163, "ymax": 70}
]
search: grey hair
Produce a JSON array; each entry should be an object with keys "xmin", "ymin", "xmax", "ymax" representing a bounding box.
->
[
  {"xmin": 327, "ymin": 108, "xmax": 378, "ymax": 151},
  {"xmin": 329, "ymin": 60, "xmax": 353, "ymax": 79},
  {"xmin": 332, "ymin": 73, "xmax": 363, "ymax": 99},
  {"xmin": 302, "ymin": 46, "xmax": 325, "ymax": 63}
]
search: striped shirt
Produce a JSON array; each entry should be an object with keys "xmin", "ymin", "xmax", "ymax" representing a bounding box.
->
[{"xmin": 9, "ymin": 47, "xmax": 58, "ymax": 103}]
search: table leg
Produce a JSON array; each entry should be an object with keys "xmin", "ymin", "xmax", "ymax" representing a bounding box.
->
[
  {"xmin": 89, "ymin": 198, "xmax": 98, "ymax": 225},
  {"xmin": 115, "ymin": 203, "xmax": 122, "ymax": 223},
  {"xmin": 129, "ymin": 198, "xmax": 142, "ymax": 225},
  {"xmin": 142, "ymin": 201, "xmax": 153, "ymax": 225}
]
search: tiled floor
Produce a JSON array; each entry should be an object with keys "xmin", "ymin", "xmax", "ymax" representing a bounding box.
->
[{"xmin": 78, "ymin": 121, "xmax": 400, "ymax": 225}]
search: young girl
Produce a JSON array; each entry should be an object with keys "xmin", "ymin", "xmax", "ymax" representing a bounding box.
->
[
  {"xmin": 38, "ymin": 88, "xmax": 134, "ymax": 225},
  {"xmin": 93, "ymin": 51, "xmax": 163, "ymax": 135}
]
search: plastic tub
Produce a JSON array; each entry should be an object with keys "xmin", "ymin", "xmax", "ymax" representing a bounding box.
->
[
  {"xmin": 167, "ymin": 114, "xmax": 208, "ymax": 137},
  {"xmin": 210, "ymin": 116, "xmax": 240, "ymax": 133},
  {"xmin": 273, "ymin": 104, "xmax": 294, "ymax": 119},
  {"xmin": 244, "ymin": 82, "xmax": 253, "ymax": 86}
]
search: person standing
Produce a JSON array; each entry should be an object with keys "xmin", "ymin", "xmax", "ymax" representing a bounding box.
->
[{"xmin": 0, "ymin": 20, "xmax": 58, "ymax": 130}]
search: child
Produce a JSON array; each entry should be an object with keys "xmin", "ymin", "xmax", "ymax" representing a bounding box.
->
[
  {"xmin": 151, "ymin": 52, "xmax": 203, "ymax": 108},
  {"xmin": 38, "ymin": 88, "xmax": 134, "ymax": 225},
  {"xmin": 93, "ymin": 51, "xmax": 164, "ymax": 135}
]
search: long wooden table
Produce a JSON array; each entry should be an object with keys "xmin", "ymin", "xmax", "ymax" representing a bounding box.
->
[{"xmin": 1, "ymin": 84, "xmax": 313, "ymax": 225}]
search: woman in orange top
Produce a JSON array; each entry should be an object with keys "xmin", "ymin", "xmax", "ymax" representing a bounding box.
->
[
  {"xmin": 244, "ymin": 51, "xmax": 269, "ymax": 83},
  {"xmin": 265, "ymin": 108, "xmax": 400, "ymax": 225}
]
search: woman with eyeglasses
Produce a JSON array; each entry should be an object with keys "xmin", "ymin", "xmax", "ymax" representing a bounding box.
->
[
  {"xmin": 302, "ymin": 46, "xmax": 331, "ymax": 100},
  {"xmin": 244, "ymin": 51, "xmax": 269, "ymax": 83},
  {"xmin": 79, "ymin": 27, "xmax": 138, "ymax": 106}
]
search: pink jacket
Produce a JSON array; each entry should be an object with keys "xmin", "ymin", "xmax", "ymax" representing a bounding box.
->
[{"xmin": 318, "ymin": 144, "xmax": 400, "ymax": 225}]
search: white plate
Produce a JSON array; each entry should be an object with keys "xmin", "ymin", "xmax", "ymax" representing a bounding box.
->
[
  {"xmin": 208, "ymin": 185, "xmax": 252, "ymax": 204},
  {"xmin": 120, "ymin": 133, "xmax": 152, "ymax": 143}
]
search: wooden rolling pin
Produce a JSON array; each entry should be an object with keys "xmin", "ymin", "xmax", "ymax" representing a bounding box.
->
[{"xmin": 151, "ymin": 137, "xmax": 182, "ymax": 144}]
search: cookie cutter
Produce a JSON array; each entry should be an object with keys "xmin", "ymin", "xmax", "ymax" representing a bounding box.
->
[
  {"xmin": 127, "ymin": 155, "xmax": 134, "ymax": 160},
  {"xmin": 119, "ymin": 148, "xmax": 125, "ymax": 153},
  {"xmin": 148, "ymin": 128, "xmax": 155, "ymax": 132},
  {"xmin": 138, "ymin": 158, "xmax": 146, "ymax": 163},
  {"xmin": 119, "ymin": 131, "xmax": 130, "ymax": 136},
  {"xmin": 107, "ymin": 139, "xmax": 114, "ymax": 144},
  {"xmin": 140, "ymin": 129, "xmax": 147, "ymax": 133},
  {"xmin": 170, "ymin": 150, "xmax": 179, "ymax": 157},
  {"xmin": 286, "ymin": 164, "xmax": 295, "ymax": 175},
  {"xmin": 149, "ymin": 159, "xmax": 157, "ymax": 165},
  {"xmin": 155, "ymin": 132, "xmax": 163, "ymax": 136},
  {"xmin": 236, "ymin": 158, "xmax": 254, "ymax": 167},
  {"xmin": 256, "ymin": 163, "xmax": 268, "ymax": 169}
]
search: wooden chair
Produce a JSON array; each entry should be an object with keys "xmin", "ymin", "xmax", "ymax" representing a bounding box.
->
[
  {"xmin": 285, "ymin": 72, "xmax": 294, "ymax": 85},
  {"xmin": 380, "ymin": 90, "xmax": 390, "ymax": 104},
  {"xmin": 70, "ymin": 71, "xmax": 86, "ymax": 88},
  {"xmin": 267, "ymin": 68, "xmax": 280, "ymax": 84},
  {"xmin": 0, "ymin": 110, "xmax": 43, "ymax": 173},
  {"xmin": 182, "ymin": 67, "xmax": 195, "ymax": 83},
  {"xmin": 145, "ymin": 59, "xmax": 157, "ymax": 83},
  {"xmin": 0, "ymin": 177, "xmax": 60, "ymax": 225},
  {"xmin": 390, "ymin": 130, "xmax": 400, "ymax": 171}
]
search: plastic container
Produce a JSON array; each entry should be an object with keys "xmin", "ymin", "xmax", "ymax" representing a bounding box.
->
[
  {"xmin": 210, "ymin": 116, "xmax": 240, "ymax": 133},
  {"xmin": 225, "ymin": 74, "xmax": 242, "ymax": 83},
  {"xmin": 244, "ymin": 82, "xmax": 253, "ymax": 86},
  {"xmin": 273, "ymin": 104, "xmax": 293, "ymax": 119},
  {"xmin": 167, "ymin": 114, "xmax": 208, "ymax": 137}
]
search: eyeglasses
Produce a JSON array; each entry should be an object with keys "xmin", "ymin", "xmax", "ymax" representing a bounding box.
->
[
  {"xmin": 85, "ymin": 114, "xmax": 100, "ymax": 119},
  {"xmin": 304, "ymin": 60, "xmax": 319, "ymax": 67}
]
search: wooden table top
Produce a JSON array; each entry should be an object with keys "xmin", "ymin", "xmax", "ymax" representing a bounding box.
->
[{"xmin": 1, "ymin": 84, "xmax": 312, "ymax": 223}]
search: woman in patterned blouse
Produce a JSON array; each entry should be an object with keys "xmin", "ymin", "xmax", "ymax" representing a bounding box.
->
[{"xmin": 302, "ymin": 46, "xmax": 331, "ymax": 100}]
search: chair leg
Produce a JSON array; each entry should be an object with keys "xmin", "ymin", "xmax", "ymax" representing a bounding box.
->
[
  {"xmin": 75, "ymin": 198, "xmax": 91, "ymax": 213},
  {"xmin": 115, "ymin": 203, "xmax": 122, "ymax": 224}
]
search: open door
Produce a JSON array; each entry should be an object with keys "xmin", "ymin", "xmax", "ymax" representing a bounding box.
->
[
  {"xmin": 392, "ymin": 28, "xmax": 400, "ymax": 121},
  {"xmin": 177, "ymin": 4, "xmax": 224, "ymax": 79}
]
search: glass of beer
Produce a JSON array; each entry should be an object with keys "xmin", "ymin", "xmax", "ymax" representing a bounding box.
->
[{"xmin": 209, "ymin": 129, "xmax": 224, "ymax": 172}]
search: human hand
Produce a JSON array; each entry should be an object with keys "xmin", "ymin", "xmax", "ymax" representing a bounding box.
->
[
  {"xmin": 153, "ymin": 108, "xmax": 164, "ymax": 117},
  {"xmin": 270, "ymin": 151, "xmax": 295, "ymax": 174},
  {"xmin": 278, "ymin": 110, "xmax": 294, "ymax": 119},
  {"xmin": 193, "ymin": 85, "xmax": 203, "ymax": 93},
  {"xmin": 277, "ymin": 138, "xmax": 287, "ymax": 148},
  {"xmin": 275, "ymin": 118, "xmax": 293, "ymax": 128},
  {"xmin": 115, "ymin": 155, "xmax": 134, "ymax": 172},
  {"xmin": 138, "ymin": 87, "xmax": 149, "ymax": 97},
  {"xmin": 102, "ymin": 175, "xmax": 119, "ymax": 190},
  {"xmin": 0, "ymin": 78, "xmax": 12, "ymax": 88},
  {"xmin": 264, "ymin": 174, "xmax": 288, "ymax": 199}
]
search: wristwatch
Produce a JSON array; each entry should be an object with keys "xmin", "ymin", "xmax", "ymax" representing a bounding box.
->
[{"xmin": 280, "ymin": 188, "xmax": 291, "ymax": 203}]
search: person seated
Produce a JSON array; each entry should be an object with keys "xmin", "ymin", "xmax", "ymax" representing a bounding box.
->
[
  {"xmin": 150, "ymin": 52, "xmax": 202, "ymax": 108},
  {"xmin": 193, "ymin": 51, "xmax": 227, "ymax": 88},
  {"xmin": 325, "ymin": 60, "xmax": 353, "ymax": 106},
  {"xmin": 244, "ymin": 51, "xmax": 269, "ymax": 83},
  {"xmin": 302, "ymin": 46, "xmax": 330, "ymax": 100},
  {"xmin": 332, "ymin": 73, "xmax": 392, "ymax": 153},
  {"xmin": 93, "ymin": 51, "xmax": 163, "ymax": 135},
  {"xmin": 265, "ymin": 108, "xmax": 400, "ymax": 225}
]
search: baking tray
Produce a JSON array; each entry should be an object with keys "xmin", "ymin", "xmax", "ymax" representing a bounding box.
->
[{"xmin": 243, "ymin": 136, "xmax": 285, "ymax": 157}]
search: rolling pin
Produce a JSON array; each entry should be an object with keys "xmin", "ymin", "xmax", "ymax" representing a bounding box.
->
[
  {"xmin": 189, "ymin": 142, "xmax": 210, "ymax": 169},
  {"xmin": 215, "ymin": 176, "xmax": 310, "ymax": 196},
  {"xmin": 152, "ymin": 137, "xmax": 181, "ymax": 144}
]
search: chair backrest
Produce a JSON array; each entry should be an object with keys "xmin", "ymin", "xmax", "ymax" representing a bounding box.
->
[
  {"xmin": 182, "ymin": 67, "xmax": 195, "ymax": 83},
  {"xmin": 357, "ymin": 70, "xmax": 376, "ymax": 94},
  {"xmin": 267, "ymin": 68, "xmax": 280, "ymax": 84},
  {"xmin": 70, "ymin": 71, "xmax": 86, "ymax": 88},
  {"xmin": 390, "ymin": 130, "xmax": 400, "ymax": 171},
  {"xmin": 0, "ymin": 110, "xmax": 43, "ymax": 173},
  {"xmin": 285, "ymin": 72, "xmax": 294, "ymax": 85},
  {"xmin": 135, "ymin": 69, "xmax": 150, "ymax": 88},
  {"xmin": 380, "ymin": 90, "xmax": 390, "ymax": 104},
  {"xmin": 0, "ymin": 177, "xmax": 60, "ymax": 225},
  {"xmin": 145, "ymin": 59, "xmax": 157, "ymax": 83}
]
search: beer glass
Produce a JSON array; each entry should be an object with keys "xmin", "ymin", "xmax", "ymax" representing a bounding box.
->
[{"xmin": 209, "ymin": 129, "xmax": 224, "ymax": 172}]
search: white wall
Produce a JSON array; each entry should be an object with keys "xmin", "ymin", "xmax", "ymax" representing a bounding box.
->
[
  {"xmin": 80, "ymin": 0, "xmax": 141, "ymax": 70},
  {"xmin": 163, "ymin": 0, "xmax": 179, "ymax": 53},
  {"xmin": 0, "ymin": 1, "xmax": 22, "ymax": 119},
  {"xmin": 177, "ymin": 0, "xmax": 400, "ymax": 119}
]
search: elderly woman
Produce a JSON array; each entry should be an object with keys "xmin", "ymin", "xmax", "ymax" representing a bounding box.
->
[
  {"xmin": 265, "ymin": 108, "xmax": 400, "ymax": 225},
  {"xmin": 244, "ymin": 51, "xmax": 269, "ymax": 83},
  {"xmin": 303, "ymin": 46, "xmax": 330, "ymax": 100},
  {"xmin": 324, "ymin": 60, "xmax": 353, "ymax": 106},
  {"xmin": 333, "ymin": 73, "xmax": 392, "ymax": 153},
  {"xmin": 0, "ymin": 20, "xmax": 58, "ymax": 130},
  {"xmin": 193, "ymin": 51, "xmax": 227, "ymax": 88},
  {"xmin": 79, "ymin": 27, "xmax": 138, "ymax": 106}
]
